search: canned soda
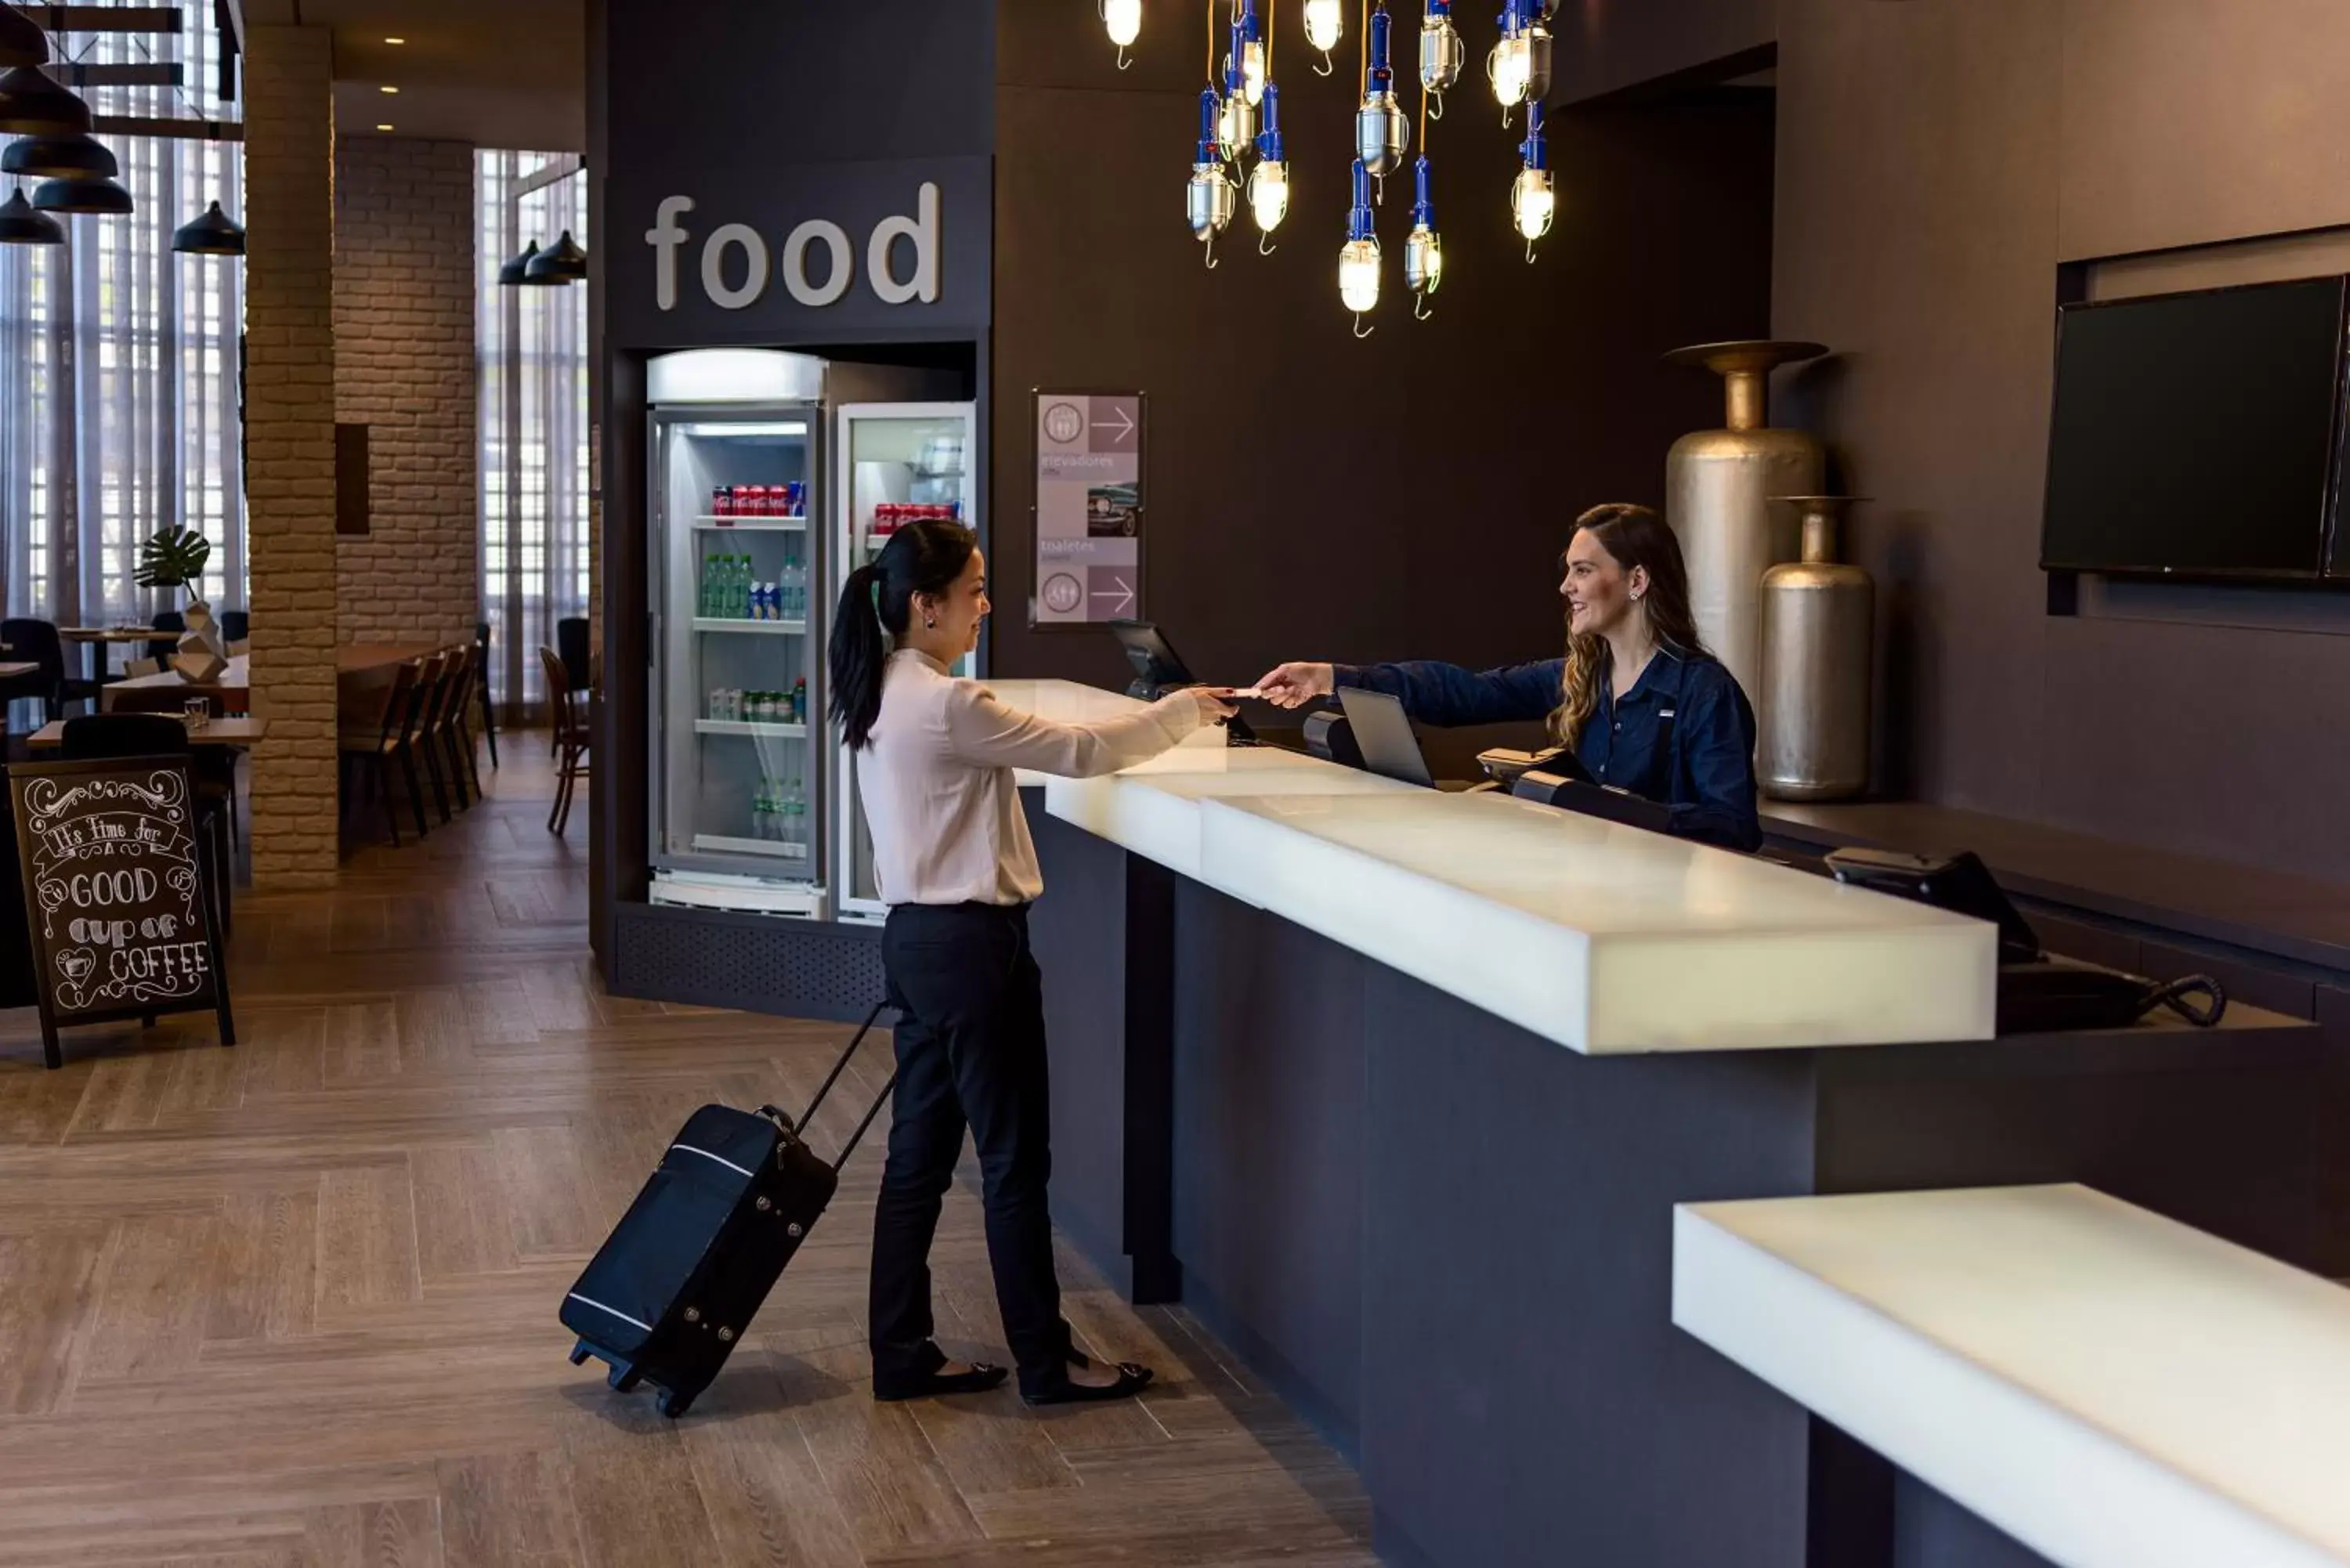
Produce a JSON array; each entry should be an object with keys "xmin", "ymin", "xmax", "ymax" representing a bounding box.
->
[
  {"xmin": 711, "ymin": 486, "xmax": 731, "ymax": 518},
  {"xmin": 789, "ymin": 481, "xmax": 807, "ymax": 515}
]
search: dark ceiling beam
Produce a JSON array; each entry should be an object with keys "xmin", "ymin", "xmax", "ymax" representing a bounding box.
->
[
  {"xmin": 42, "ymin": 61, "xmax": 184, "ymax": 86},
  {"xmin": 92, "ymin": 113, "xmax": 240, "ymax": 140},
  {"xmin": 21, "ymin": 6, "xmax": 183, "ymax": 31}
]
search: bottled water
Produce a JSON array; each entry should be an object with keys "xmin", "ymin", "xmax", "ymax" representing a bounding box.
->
[{"xmin": 783, "ymin": 777, "xmax": 806, "ymax": 853}]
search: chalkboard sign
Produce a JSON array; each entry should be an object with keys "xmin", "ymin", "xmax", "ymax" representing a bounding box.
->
[{"xmin": 5, "ymin": 756, "xmax": 235, "ymax": 1070}]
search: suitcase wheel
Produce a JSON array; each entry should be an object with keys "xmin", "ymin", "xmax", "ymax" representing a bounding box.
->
[
  {"xmin": 656, "ymin": 1387, "xmax": 694, "ymax": 1419},
  {"xmin": 568, "ymin": 1340, "xmax": 592, "ymax": 1367},
  {"xmin": 607, "ymin": 1362, "xmax": 642, "ymax": 1394}
]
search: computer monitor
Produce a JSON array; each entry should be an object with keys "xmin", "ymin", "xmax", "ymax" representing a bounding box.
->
[
  {"xmin": 1336, "ymin": 688, "xmax": 1435, "ymax": 789},
  {"xmin": 1105, "ymin": 620, "xmax": 1256, "ymax": 742},
  {"xmin": 1108, "ymin": 620, "xmax": 1189, "ymax": 695}
]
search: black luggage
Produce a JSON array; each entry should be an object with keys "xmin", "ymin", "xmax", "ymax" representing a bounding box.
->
[{"xmin": 561, "ymin": 1003, "xmax": 895, "ymax": 1418}]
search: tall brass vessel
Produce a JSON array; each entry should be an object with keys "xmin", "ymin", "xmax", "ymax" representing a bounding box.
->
[
  {"xmin": 1662, "ymin": 341, "xmax": 1828, "ymax": 742},
  {"xmin": 1759, "ymin": 496, "xmax": 1873, "ymax": 801}
]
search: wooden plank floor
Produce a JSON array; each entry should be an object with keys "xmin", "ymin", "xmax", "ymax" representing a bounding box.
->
[{"xmin": 0, "ymin": 741, "xmax": 1376, "ymax": 1567}]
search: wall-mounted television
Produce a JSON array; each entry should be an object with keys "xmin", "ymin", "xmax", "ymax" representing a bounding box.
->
[{"xmin": 2041, "ymin": 275, "xmax": 2350, "ymax": 583}]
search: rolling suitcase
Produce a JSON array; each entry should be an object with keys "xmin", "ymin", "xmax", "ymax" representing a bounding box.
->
[{"xmin": 561, "ymin": 1003, "xmax": 895, "ymax": 1418}]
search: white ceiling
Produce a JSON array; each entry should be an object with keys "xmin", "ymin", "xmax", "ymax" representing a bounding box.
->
[{"xmin": 237, "ymin": 0, "xmax": 584, "ymax": 151}]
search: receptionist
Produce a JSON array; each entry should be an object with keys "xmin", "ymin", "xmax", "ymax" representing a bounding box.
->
[{"xmin": 1251, "ymin": 504, "xmax": 1765, "ymax": 853}]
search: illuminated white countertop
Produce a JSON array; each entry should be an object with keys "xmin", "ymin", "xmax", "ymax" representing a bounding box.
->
[
  {"xmin": 989, "ymin": 678, "xmax": 1995, "ymax": 1053},
  {"xmin": 1674, "ymin": 1186, "xmax": 2350, "ymax": 1568}
]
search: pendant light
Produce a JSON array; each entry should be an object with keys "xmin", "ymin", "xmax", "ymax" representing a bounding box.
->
[
  {"xmin": 1338, "ymin": 158, "xmax": 1380, "ymax": 334},
  {"xmin": 172, "ymin": 198, "xmax": 244, "ymax": 255},
  {"xmin": 497, "ymin": 240, "xmax": 540, "ymax": 286},
  {"xmin": 1216, "ymin": 17, "xmax": 1254, "ymax": 164},
  {"xmin": 1249, "ymin": 81, "xmax": 1289, "ymax": 248},
  {"xmin": 33, "ymin": 175, "xmax": 129, "ymax": 215},
  {"xmin": 1303, "ymin": 0, "xmax": 1342, "ymax": 73},
  {"xmin": 2, "ymin": 129, "xmax": 114, "ymax": 180},
  {"xmin": 1185, "ymin": 87, "xmax": 1235, "ymax": 267},
  {"xmin": 1102, "ymin": 0, "xmax": 1141, "ymax": 68},
  {"xmin": 1418, "ymin": 0, "xmax": 1462, "ymax": 114},
  {"xmin": 1354, "ymin": 1, "xmax": 1407, "ymax": 197},
  {"xmin": 0, "ymin": 184, "xmax": 60, "ymax": 244},
  {"xmin": 0, "ymin": 63, "xmax": 89, "ymax": 136},
  {"xmin": 524, "ymin": 229, "xmax": 588, "ymax": 284},
  {"xmin": 0, "ymin": 5, "xmax": 49, "ymax": 70},
  {"xmin": 1405, "ymin": 155, "xmax": 1441, "ymax": 318},
  {"xmin": 1511, "ymin": 99, "xmax": 1553, "ymax": 259},
  {"xmin": 1235, "ymin": 0, "xmax": 1266, "ymax": 104}
]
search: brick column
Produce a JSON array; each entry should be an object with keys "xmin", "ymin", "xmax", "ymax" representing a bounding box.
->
[
  {"xmin": 243, "ymin": 25, "xmax": 339, "ymax": 889},
  {"xmin": 334, "ymin": 137, "xmax": 479, "ymax": 643}
]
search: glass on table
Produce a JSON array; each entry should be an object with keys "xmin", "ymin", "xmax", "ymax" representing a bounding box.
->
[{"xmin": 183, "ymin": 698, "xmax": 209, "ymax": 732}]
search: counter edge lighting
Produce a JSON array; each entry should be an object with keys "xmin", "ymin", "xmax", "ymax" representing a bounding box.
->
[{"xmin": 1668, "ymin": 1196, "xmax": 2348, "ymax": 1568}]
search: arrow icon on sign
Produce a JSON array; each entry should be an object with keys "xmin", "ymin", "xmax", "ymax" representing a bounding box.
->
[
  {"xmin": 1090, "ymin": 406, "xmax": 1137, "ymax": 445},
  {"xmin": 1090, "ymin": 576, "xmax": 1136, "ymax": 616}
]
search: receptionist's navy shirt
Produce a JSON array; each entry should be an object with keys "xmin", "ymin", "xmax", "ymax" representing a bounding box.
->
[{"xmin": 1334, "ymin": 648, "xmax": 1763, "ymax": 853}]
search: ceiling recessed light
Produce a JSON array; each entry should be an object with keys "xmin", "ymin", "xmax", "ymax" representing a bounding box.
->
[
  {"xmin": 384, "ymin": 36, "xmax": 406, "ymax": 44},
  {"xmin": 376, "ymin": 123, "xmax": 394, "ymax": 132},
  {"xmin": 379, "ymin": 85, "xmax": 399, "ymax": 94}
]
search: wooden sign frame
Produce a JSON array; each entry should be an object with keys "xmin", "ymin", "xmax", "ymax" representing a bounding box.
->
[{"xmin": 5, "ymin": 755, "xmax": 236, "ymax": 1070}]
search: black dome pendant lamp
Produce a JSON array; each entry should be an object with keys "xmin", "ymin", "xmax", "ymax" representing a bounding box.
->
[
  {"xmin": 2, "ymin": 129, "xmax": 117, "ymax": 181},
  {"xmin": 0, "ymin": 185, "xmax": 62, "ymax": 244},
  {"xmin": 0, "ymin": 5, "xmax": 49, "ymax": 70},
  {"xmin": 172, "ymin": 197, "xmax": 244, "ymax": 255},
  {"xmin": 522, "ymin": 229, "xmax": 588, "ymax": 284},
  {"xmin": 0, "ymin": 63, "xmax": 89, "ymax": 136},
  {"xmin": 497, "ymin": 240, "xmax": 539, "ymax": 286},
  {"xmin": 32, "ymin": 175, "xmax": 130, "ymax": 215}
]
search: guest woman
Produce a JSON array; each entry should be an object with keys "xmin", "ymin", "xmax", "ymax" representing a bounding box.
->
[
  {"xmin": 828, "ymin": 516, "xmax": 1232, "ymax": 1404},
  {"xmin": 1253, "ymin": 504, "xmax": 1763, "ymax": 852}
]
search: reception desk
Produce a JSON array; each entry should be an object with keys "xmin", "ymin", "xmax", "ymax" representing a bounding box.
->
[{"xmin": 990, "ymin": 681, "xmax": 2335, "ymax": 1568}]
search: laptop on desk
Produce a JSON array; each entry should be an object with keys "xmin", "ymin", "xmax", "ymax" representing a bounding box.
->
[{"xmin": 1336, "ymin": 688, "xmax": 1483, "ymax": 792}]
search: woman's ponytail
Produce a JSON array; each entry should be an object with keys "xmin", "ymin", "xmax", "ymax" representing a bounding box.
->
[
  {"xmin": 829, "ymin": 562, "xmax": 890, "ymax": 750},
  {"xmin": 827, "ymin": 518, "xmax": 979, "ymax": 751}
]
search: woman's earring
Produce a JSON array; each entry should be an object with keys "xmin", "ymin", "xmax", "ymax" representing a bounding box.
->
[{"xmin": 925, "ymin": 617, "xmax": 937, "ymax": 630}]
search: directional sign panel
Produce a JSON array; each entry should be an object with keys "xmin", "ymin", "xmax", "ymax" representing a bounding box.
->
[{"xmin": 1033, "ymin": 392, "xmax": 1144, "ymax": 627}]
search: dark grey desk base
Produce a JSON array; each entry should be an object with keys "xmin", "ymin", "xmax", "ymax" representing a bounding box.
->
[{"xmin": 1025, "ymin": 793, "xmax": 2335, "ymax": 1568}]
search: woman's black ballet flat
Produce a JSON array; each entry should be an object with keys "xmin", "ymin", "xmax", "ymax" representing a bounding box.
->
[
  {"xmin": 873, "ymin": 1362, "xmax": 1009, "ymax": 1402},
  {"xmin": 1021, "ymin": 1362, "xmax": 1155, "ymax": 1407}
]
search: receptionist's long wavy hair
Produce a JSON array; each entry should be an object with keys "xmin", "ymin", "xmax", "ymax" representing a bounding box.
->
[{"xmin": 1549, "ymin": 504, "xmax": 1708, "ymax": 749}]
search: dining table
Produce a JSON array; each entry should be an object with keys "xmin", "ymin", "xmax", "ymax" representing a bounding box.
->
[
  {"xmin": 27, "ymin": 715, "xmax": 269, "ymax": 750},
  {"xmin": 99, "ymin": 643, "xmax": 449, "ymax": 716},
  {"xmin": 60, "ymin": 625, "xmax": 170, "ymax": 683}
]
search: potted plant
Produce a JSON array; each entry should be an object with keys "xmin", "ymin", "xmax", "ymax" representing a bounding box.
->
[{"xmin": 135, "ymin": 525, "xmax": 227, "ymax": 683}]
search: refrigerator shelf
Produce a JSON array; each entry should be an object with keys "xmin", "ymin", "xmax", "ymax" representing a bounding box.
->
[
  {"xmin": 692, "ymin": 833, "xmax": 812, "ymax": 861},
  {"xmin": 695, "ymin": 720, "xmax": 809, "ymax": 739},
  {"xmin": 692, "ymin": 617, "xmax": 807, "ymax": 635},
  {"xmin": 693, "ymin": 516, "xmax": 808, "ymax": 530}
]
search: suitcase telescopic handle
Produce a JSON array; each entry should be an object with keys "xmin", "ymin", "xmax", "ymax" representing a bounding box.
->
[{"xmin": 762, "ymin": 1001, "xmax": 899, "ymax": 1175}]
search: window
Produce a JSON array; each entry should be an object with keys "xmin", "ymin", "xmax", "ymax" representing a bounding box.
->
[
  {"xmin": 0, "ymin": 11, "xmax": 245, "ymax": 634},
  {"xmin": 477, "ymin": 150, "xmax": 589, "ymax": 719}
]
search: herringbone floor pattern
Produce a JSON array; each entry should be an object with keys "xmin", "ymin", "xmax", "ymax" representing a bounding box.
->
[{"xmin": 0, "ymin": 742, "xmax": 1376, "ymax": 1567}]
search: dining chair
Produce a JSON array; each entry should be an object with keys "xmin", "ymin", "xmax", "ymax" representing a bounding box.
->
[
  {"xmin": 219, "ymin": 610, "xmax": 248, "ymax": 643},
  {"xmin": 0, "ymin": 618, "xmax": 101, "ymax": 722},
  {"xmin": 409, "ymin": 652, "xmax": 455, "ymax": 826},
  {"xmin": 443, "ymin": 642, "xmax": 486, "ymax": 800},
  {"xmin": 146, "ymin": 610, "xmax": 185, "ymax": 666},
  {"xmin": 339, "ymin": 660, "xmax": 421, "ymax": 847},
  {"xmin": 431, "ymin": 644, "xmax": 475, "ymax": 812},
  {"xmin": 59, "ymin": 714, "xmax": 233, "ymax": 940},
  {"xmin": 557, "ymin": 616, "xmax": 591, "ymax": 693},
  {"xmin": 473, "ymin": 621, "xmax": 500, "ymax": 769},
  {"xmin": 540, "ymin": 645, "xmax": 589, "ymax": 836}
]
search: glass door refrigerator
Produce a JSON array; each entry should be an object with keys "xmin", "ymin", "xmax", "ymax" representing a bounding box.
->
[
  {"xmin": 831, "ymin": 401, "xmax": 979, "ymax": 923},
  {"xmin": 647, "ymin": 352, "xmax": 830, "ymax": 917}
]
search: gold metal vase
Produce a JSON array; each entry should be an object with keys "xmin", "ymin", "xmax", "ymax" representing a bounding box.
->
[
  {"xmin": 1662, "ymin": 341, "xmax": 1829, "ymax": 742},
  {"xmin": 1759, "ymin": 496, "xmax": 1873, "ymax": 801}
]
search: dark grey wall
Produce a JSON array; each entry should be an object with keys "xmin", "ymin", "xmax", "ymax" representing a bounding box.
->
[
  {"xmin": 1562, "ymin": 0, "xmax": 2350, "ymax": 883},
  {"xmin": 989, "ymin": 0, "xmax": 1779, "ymax": 692}
]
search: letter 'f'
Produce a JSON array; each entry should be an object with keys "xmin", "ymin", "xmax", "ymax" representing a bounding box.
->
[{"xmin": 647, "ymin": 197, "xmax": 695, "ymax": 311}]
